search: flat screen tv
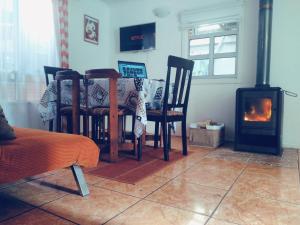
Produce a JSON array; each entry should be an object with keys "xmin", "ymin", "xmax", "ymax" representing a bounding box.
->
[{"xmin": 120, "ymin": 22, "xmax": 155, "ymax": 52}]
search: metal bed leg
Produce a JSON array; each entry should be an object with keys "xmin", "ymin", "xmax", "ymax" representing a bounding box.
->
[{"xmin": 71, "ymin": 165, "xmax": 89, "ymax": 197}]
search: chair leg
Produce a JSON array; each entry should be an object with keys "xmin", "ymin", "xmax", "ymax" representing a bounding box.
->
[
  {"xmin": 49, "ymin": 120, "xmax": 54, "ymax": 132},
  {"xmin": 102, "ymin": 116, "xmax": 107, "ymax": 144},
  {"xmin": 123, "ymin": 115, "xmax": 127, "ymax": 142},
  {"xmin": 95, "ymin": 116, "xmax": 100, "ymax": 143},
  {"xmin": 154, "ymin": 121, "xmax": 159, "ymax": 148},
  {"xmin": 56, "ymin": 116, "xmax": 61, "ymax": 132},
  {"xmin": 83, "ymin": 115, "xmax": 88, "ymax": 137},
  {"xmin": 91, "ymin": 116, "xmax": 97, "ymax": 142},
  {"xmin": 71, "ymin": 165, "xmax": 89, "ymax": 197},
  {"xmin": 168, "ymin": 123, "xmax": 172, "ymax": 151},
  {"xmin": 137, "ymin": 136, "xmax": 142, "ymax": 161},
  {"xmin": 67, "ymin": 116, "xmax": 73, "ymax": 134},
  {"xmin": 162, "ymin": 121, "xmax": 169, "ymax": 161},
  {"xmin": 131, "ymin": 115, "xmax": 135, "ymax": 143},
  {"xmin": 182, "ymin": 119, "xmax": 188, "ymax": 156}
]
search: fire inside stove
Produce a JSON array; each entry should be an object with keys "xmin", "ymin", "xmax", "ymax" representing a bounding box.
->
[{"xmin": 244, "ymin": 98, "xmax": 272, "ymax": 122}]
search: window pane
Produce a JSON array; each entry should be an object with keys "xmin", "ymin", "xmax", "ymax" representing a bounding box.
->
[
  {"xmin": 214, "ymin": 35, "xmax": 237, "ymax": 54},
  {"xmin": 193, "ymin": 22, "xmax": 238, "ymax": 36},
  {"xmin": 214, "ymin": 58, "xmax": 236, "ymax": 75},
  {"xmin": 192, "ymin": 59, "xmax": 209, "ymax": 76},
  {"xmin": 189, "ymin": 38, "xmax": 210, "ymax": 56}
]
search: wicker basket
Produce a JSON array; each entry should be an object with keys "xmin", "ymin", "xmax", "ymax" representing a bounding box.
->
[{"xmin": 189, "ymin": 125, "xmax": 225, "ymax": 148}]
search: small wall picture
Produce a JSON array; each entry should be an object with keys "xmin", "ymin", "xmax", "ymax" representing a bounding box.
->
[{"xmin": 84, "ymin": 15, "xmax": 99, "ymax": 45}]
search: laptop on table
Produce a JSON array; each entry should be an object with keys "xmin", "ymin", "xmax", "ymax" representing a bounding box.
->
[{"xmin": 118, "ymin": 60, "xmax": 147, "ymax": 79}]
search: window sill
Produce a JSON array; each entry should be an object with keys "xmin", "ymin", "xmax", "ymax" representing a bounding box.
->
[{"xmin": 191, "ymin": 75, "xmax": 241, "ymax": 85}]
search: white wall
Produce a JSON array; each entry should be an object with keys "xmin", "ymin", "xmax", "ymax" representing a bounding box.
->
[
  {"xmin": 270, "ymin": 0, "xmax": 300, "ymax": 148},
  {"xmin": 69, "ymin": 0, "xmax": 112, "ymax": 73},
  {"xmin": 107, "ymin": 0, "xmax": 259, "ymax": 142},
  {"xmin": 107, "ymin": 0, "xmax": 300, "ymax": 148}
]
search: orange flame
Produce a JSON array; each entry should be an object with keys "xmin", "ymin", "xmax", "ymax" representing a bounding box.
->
[{"xmin": 244, "ymin": 98, "xmax": 272, "ymax": 122}]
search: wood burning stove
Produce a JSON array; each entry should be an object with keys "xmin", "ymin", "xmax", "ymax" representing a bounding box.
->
[
  {"xmin": 235, "ymin": 87, "xmax": 283, "ymax": 155},
  {"xmin": 234, "ymin": 0, "xmax": 283, "ymax": 155}
]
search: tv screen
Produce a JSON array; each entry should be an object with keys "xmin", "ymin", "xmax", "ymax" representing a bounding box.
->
[{"xmin": 120, "ymin": 22, "xmax": 155, "ymax": 52}]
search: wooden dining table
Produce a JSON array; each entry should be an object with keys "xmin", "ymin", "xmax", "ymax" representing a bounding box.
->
[{"xmin": 38, "ymin": 74, "xmax": 165, "ymax": 162}]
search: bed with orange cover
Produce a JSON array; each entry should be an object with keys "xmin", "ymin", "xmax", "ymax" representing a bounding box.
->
[{"xmin": 0, "ymin": 127, "xmax": 99, "ymax": 196}]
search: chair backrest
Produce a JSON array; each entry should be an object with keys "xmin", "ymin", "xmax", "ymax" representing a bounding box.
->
[
  {"xmin": 55, "ymin": 70, "xmax": 81, "ymax": 134},
  {"xmin": 44, "ymin": 66, "xmax": 72, "ymax": 86},
  {"xmin": 162, "ymin": 55, "xmax": 194, "ymax": 115},
  {"xmin": 84, "ymin": 68, "xmax": 121, "ymax": 109}
]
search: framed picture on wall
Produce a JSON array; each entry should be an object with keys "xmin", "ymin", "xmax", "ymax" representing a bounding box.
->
[{"xmin": 84, "ymin": 15, "xmax": 99, "ymax": 45}]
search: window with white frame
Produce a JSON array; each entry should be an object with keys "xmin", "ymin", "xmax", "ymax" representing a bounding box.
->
[{"xmin": 188, "ymin": 21, "xmax": 239, "ymax": 78}]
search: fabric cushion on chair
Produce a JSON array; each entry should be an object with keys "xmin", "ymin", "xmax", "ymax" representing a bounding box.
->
[
  {"xmin": 0, "ymin": 105, "xmax": 16, "ymax": 140},
  {"xmin": 147, "ymin": 109, "xmax": 183, "ymax": 117}
]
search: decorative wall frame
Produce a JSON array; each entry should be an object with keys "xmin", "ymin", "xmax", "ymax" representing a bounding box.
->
[{"xmin": 84, "ymin": 15, "xmax": 99, "ymax": 45}]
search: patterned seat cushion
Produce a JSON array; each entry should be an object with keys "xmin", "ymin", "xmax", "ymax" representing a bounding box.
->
[{"xmin": 0, "ymin": 105, "xmax": 16, "ymax": 140}]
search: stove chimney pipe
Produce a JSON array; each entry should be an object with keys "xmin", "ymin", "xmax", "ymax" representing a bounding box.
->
[{"xmin": 255, "ymin": 0, "xmax": 273, "ymax": 88}]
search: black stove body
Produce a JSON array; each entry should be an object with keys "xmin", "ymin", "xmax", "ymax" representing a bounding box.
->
[{"xmin": 235, "ymin": 87, "xmax": 283, "ymax": 155}]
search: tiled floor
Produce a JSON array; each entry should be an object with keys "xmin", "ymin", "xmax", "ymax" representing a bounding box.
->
[{"xmin": 1, "ymin": 138, "xmax": 300, "ymax": 225}]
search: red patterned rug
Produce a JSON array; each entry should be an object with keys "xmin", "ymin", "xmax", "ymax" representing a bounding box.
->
[{"xmin": 87, "ymin": 146, "xmax": 188, "ymax": 184}]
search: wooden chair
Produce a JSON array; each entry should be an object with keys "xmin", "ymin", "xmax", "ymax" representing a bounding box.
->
[
  {"xmin": 147, "ymin": 55, "xmax": 194, "ymax": 161},
  {"xmin": 84, "ymin": 69, "xmax": 142, "ymax": 161},
  {"xmin": 55, "ymin": 70, "xmax": 87, "ymax": 135},
  {"xmin": 44, "ymin": 66, "xmax": 72, "ymax": 131}
]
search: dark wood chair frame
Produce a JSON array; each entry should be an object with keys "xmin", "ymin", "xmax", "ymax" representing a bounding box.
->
[
  {"xmin": 44, "ymin": 66, "xmax": 72, "ymax": 131},
  {"xmin": 84, "ymin": 69, "xmax": 142, "ymax": 161},
  {"xmin": 147, "ymin": 55, "xmax": 194, "ymax": 161},
  {"xmin": 55, "ymin": 70, "xmax": 83, "ymax": 135}
]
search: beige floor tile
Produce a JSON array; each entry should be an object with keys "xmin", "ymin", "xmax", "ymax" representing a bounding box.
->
[
  {"xmin": 245, "ymin": 164, "xmax": 300, "ymax": 185},
  {"xmin": 146, "ymin": 180, "xmax": 226, "ymax": 216},
  {"xmin": 152, "ymin": 160, "xmax": 195, "ymax": 179},
  {"xmin": 214, "ymin": 191, "xmax": 300, "ymax": 225},
  {"xmin": 206, "ymin": 218, "xmax": 240, "ymax": 225},
  {"xmin": 248, "ymin": 149, "xmax": 299, "ymax": 168},
  {"xmin": 1, "ymin": 209, "xmax": 75, "ymax": 225},
  {"xmin": 28, "ymin": 168, "xmax": 68, "ymax": 179},
  {"xmin": 94, "ymin": 175, "xmax": 169, "ymax": 198},
  {"xmin": 180, "ymin": 150, "xmax": 212, "ymax": 165},
  {"xmin": 106, "ymin": 200, "xmax": 208, "ymax": 225},
  {"xmin": 0, "ymin": 192, "xmax": 33, "ymax": 222},
  {"xmin": 42, "ymin": 186, "xmax": 139, "ymax": 225},
  {"xmin": 55, "ymin": 168, "xmax": 107, "ymax": 186},
  {"xmin": 206, "ymin": 148, "xmax": 252, "ymax": 163},
  {"xmin": 231, "ymin": 166, "xmax": 300, "ymax": 204},
  {"xmin": 1, "ymin": 179, "xmax": 68, "ymax": 206},
  {"xmin": 198, "ymin": 157, "xmax": 247, "ymax": 170},
  {"xmin": 0, "ymin": 168, "xmax": 103, "ymax": 207},
  {"xmin": 175, "ymin": 158, "xmax": 245, "ymax": 190}
]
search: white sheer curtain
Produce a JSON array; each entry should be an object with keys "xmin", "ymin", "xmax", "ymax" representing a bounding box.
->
[{"xmin": 0, "ymin": 0, "xmax": 59, "ymax": 102}]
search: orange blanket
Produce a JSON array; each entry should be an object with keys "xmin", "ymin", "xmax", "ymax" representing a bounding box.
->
[{"xmin": 0, "ymin": 127, "xmax": 99, "ymax": 184}]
